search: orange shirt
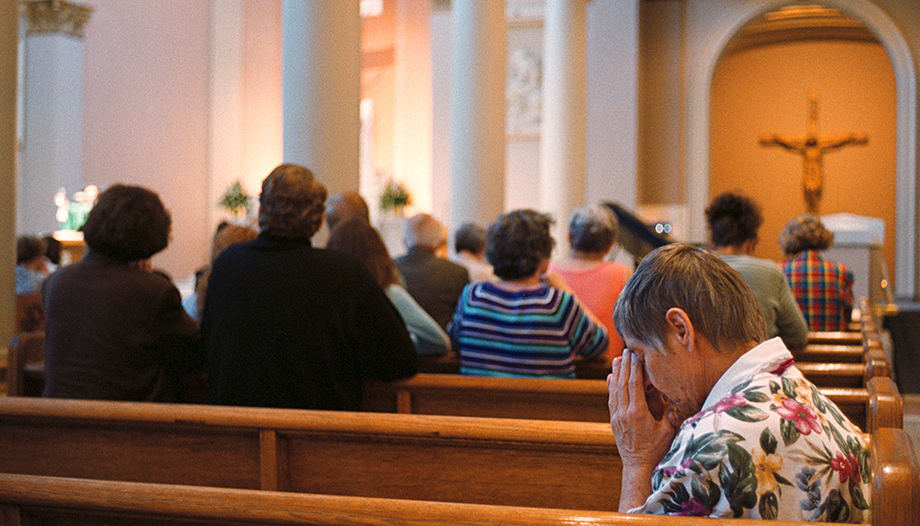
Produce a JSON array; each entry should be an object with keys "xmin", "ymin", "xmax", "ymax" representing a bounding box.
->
[{"xmin": 548, "ymin": 261, "xmax": 631, "ymax": 360}]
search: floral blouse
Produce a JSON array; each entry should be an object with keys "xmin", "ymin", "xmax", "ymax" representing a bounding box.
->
[{"xmin": 630, "ymin": 338, "xmax": 870, "ymax": 522}]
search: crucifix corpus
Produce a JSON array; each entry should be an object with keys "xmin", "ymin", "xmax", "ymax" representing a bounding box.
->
[{"xmin": 759, "ymin": 92, "xmax": 868, "ymax": 214}]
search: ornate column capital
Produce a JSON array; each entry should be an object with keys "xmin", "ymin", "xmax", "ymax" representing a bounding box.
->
[{"xmin": 20, "ymin": 0, "xmax": 93, "ymax": 39}]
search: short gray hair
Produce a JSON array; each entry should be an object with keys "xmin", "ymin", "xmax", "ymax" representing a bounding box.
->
[
  {"xmin": 404, "ymin": 213, "xmax": 446, "ymax": 249},
  {"xmin": 568, "ymin": 205, "xmax": 618, "ymax": 253},
  {"xmin": 613, "ymin": 244, "xmax": 766, "ymax": 352}
]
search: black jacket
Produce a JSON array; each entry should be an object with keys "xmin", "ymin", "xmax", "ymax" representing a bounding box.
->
[{"xmin": 202, "ymin": 233, "xmax": 418, "ymax": 410}]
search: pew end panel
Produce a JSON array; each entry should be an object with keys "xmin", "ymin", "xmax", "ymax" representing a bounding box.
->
[
  {"xmin": 870, "ymin": 428, "xmax": 920, "ymax": 526},
  {"xmin": 866, "ymin": 376, "xmax": 903, "ymax": 432}
]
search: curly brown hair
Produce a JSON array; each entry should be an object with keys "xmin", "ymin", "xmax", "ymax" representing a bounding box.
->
[
  {"xmin": 82, "ymin": 185, "xmax": 171, "ymax": 261},
  {"xmin": 486, "ymin": 209, "xmax": 555, "ymax": 280},
  {"xmin": 259, "ymin": 164, "xmax": 327, "ymax": 239},
  {"xmin": 705, "ymin": 192, "xmax": 763, "ymax": 248}
]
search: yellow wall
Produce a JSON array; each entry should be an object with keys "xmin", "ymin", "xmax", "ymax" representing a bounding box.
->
[{"xmin": 710, "ymin": 40, "xmax": 897, "ymax": 281}]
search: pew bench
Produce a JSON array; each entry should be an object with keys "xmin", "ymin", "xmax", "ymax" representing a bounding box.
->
[
  {"xmin": 0, "ymin": 427, "xmax": 915, "ymax": 526},
  {"xmin": 364, "ymin": 373, "xmax": 902, "ymax": 433},
  {"xmin": 0, "ymin": 398, "xmax": 622, "ymax": 511}
]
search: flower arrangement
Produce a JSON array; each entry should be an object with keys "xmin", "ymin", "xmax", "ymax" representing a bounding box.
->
[
  {"xmin": 379, "ymin": 179, "xmax": 412, "ymax": 213},
  {"xmin": 219, "ymin": 180, "xmax": 253, "ymax": 217}
]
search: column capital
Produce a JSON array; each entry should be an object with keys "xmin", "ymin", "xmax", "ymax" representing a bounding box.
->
[{"xmin": 21, "ymin": 0, "xmax": 93, "ymax": 39}]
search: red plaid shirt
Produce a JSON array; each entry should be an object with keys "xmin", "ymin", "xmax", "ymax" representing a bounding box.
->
[{"xmin": 783, "ymin": 250, "xmax": 854, "ymax": 331}]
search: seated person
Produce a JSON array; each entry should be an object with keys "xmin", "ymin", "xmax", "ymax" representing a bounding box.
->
[
  {"xmin": 16, "ymin": 236, "xmax": 50, "ymax": 295},
  {"xmin": 608, "ymin": 243, "xmax": 870, "ymax": 521},
  {"xmin": 202, "ymin": 164, "xmax": 418, "ymax": 410},
  {"xmin": 395, "ymin": 213, "xmax": 470, "ymax": 329},
  {"xmin": 183, "ymin": 222, "xmax": 258, "ymax": 321},
  {"xmin": 327, "ymin": 218, "xmax": 450, "ymax": 356},
  {"xmin": 549, "ymin": 204, "xmax": 632, "ymax": 360},
  {"xmin": 706, "ymin": 192, "xmax": 808, "ymax": 350},
  {"xmin": 780, "ymin": 214, "xmax": 855, "ymax": 332},
  {"xmin": 450, "ymin": 209, "xmax": 608, "ymax": 378},
  {"xmin": 450, "ymin": 222, "xmax": 495, "ymax": 283},
  {"xmin": 325, "ymin": 191, "xmax": 370, "ymax": 230},
  {"xmin": 42, "ymin": 185, "xmax": 204, "ymax": 402}
]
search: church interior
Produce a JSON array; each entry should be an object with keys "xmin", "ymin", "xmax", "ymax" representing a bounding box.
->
[{"xmin": 0, "ymin": 0, "xmax": 919, "ymax": 517}]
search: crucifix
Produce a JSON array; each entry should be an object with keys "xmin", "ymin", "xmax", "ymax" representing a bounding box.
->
[{"xmin": 759, "ymin": 92, "xmax": 868, "ymax": 214}]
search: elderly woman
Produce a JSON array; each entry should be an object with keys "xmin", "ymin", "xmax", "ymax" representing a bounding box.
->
[
  {"xmin": 608, "ymin": 244, "xmax": 869, "ymax": 520},
  {"xmin": 780, "ymin": 214, "xmax": 854, "ymax": 331},
  {"xmin": 706, "ymin": 192, "xmax": 808, "ymax": 350},
  {"xmin": 327, "ymin": 217, "xmax": 450, "ymax": 356},
  {"xmin": 449, "ymin": 209, "xmax": 608, "ymax": 378},
  {"xmin": 42, "ymin": 185, "xmax": 204, "ymax": 401},
  {"xmin": 549, "ymin": 204, "xmax": 632, "ymax": 359}
]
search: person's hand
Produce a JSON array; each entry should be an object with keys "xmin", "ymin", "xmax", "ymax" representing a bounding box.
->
[
  {"xmin": 607, "ymin": 350, "xmax": 679, "ymax": 470},
  {"xmin": 608, "ymin": 350, "xmax": 682, "ymax": 511}
]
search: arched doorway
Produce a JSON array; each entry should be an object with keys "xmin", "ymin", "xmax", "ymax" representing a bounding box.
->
[
  {"xmin": 709, "ymin": 6, "xmax": 896, "ymax": 270},
  {"xmin": 685, "ymin": 0, "xmax": 917, "ymax": 299}
]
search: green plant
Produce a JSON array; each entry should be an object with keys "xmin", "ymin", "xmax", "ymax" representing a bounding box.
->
[
  {"xmin": 379, "ymin": 179, "xmax": 412, "ymax": 212},
  {"xmin": 219, "ymin": 180, "xmax": 252, "ymax": 216}
]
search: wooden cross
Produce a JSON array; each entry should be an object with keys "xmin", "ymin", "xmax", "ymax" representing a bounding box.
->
[{"xmin": 759, "ymin": 92, "xmax": 868, "ymax": 214}]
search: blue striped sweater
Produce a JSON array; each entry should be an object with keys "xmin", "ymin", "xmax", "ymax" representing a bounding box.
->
[{"xmin": 448, "ymin": 282, "xmax": 608, "ymax": 378}]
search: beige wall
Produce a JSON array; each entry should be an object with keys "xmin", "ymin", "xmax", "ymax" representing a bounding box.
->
[
  {"xmin": 82, "ymin": 0, "xmax": 211, "ymax": 278},
  {"xmin": 710, "ymin": 40, "xmax": 897, "ymax": 273}
]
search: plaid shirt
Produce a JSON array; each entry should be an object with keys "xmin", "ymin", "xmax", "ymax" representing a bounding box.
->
[{"xmin": 783, "ymin": 250, "xmax": 854, "ymax": 331}]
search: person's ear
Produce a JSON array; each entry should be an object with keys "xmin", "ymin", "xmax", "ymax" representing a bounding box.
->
[{"xmin": 665, "ymin": 307, "xmax": 694, "ymax": 350}]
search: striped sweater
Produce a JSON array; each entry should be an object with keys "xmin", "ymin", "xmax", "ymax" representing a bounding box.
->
[{"xmin": 448, "ymin": 282, "xmax": 608, "ymax": 378}]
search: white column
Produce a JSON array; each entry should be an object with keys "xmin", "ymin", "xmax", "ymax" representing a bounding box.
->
[
  {"xmin": 540, "ymin": 0, "xmax": 587, "ymax": 241},
  {"xmin": 394, "ymin": 0, "xmax": 432, "ymax": 213},
  {"xmin": 281, "ymin": 0, "xmax": 360, "ymax": 194},
  {"xmin": 18, "ymin": 0, "xmax": 93, "ymax": 235},
  {"xmin": 1, "ymin": 2, "xmax": 18, "ymax": 341},
  {"xmin": 449, "ymin": 0, "xmax": 506, "ymax": 231}
]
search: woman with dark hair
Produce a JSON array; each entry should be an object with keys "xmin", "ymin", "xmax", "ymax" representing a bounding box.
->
[
  {"xmin": 705, "ymin": 192, "xmax": 808, "ymax": 350},
  {"xmin": 549, "ymin": 204, "xmax": 632, "ymax": 360},
  {"xmin": 449, "ymin": 209, "xmax": 608, "ymax": 378},
  {"xmin": 327, "ymin": 218, "xmax": 449, "ymax": 356},
  {"xmin": 779, "ymin": 214, "xmax": 854, "ymax": 331},
  {"xmin": 42, "ymin": 185, "xmax": 204, "ymax": 401}
]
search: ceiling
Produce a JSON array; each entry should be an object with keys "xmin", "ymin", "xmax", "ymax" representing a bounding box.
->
[{"xmin": 724, "ymin": 4, "xmax": 879, "ymax": 55}]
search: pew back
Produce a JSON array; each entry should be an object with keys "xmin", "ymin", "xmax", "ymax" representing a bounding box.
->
[
  {"xmin": 0, "ymin": 427, "xmax": 915, "ymax": 526},
  {"xmin": 365, "ymin": 373, "xmax": 900, "ymax": 433},
  {"xmin": 0, "ymin": 473, "xmax": 819, "ymax": 526},
  {"xmin": 0, "ymin": 398, "xmax": 620, "ymax": 511}
]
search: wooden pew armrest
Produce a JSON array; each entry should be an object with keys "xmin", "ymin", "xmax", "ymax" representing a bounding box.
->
[{"xmin": 870, "ymin": 428, "xmax": 920, "ymax": 526}]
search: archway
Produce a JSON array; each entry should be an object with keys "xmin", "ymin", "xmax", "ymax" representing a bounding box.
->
[{"xmin": 686, "ymin": 0, "xmax": 917, "ymax": 299}]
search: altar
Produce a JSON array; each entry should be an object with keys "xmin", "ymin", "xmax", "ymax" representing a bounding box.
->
[{"xmin": 821, "ymin": 213, "xmax": 889, "ymax": 307}]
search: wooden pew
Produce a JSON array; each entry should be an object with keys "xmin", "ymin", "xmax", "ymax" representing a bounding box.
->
[
  {"xmin": 365, "ymin": 373, "xmax": 901, "ymax": 433},
  {"xmin": 0, "ymin": 427, "xmax": 915, "ymax": 526},
  {"xmin": 793, "ymin": 343, "xmax": 864, "ymax": 363},
  {"xmin": 0, "ymin": 398, "xmax": 621, "ymax": 511},
  {"xmin": 5, "ymin": 332, "xmax": 44, "ymax": 397},
  {"xmin": 0, "ymin": 473, "xmax": 836, "ymax": 526},
  {"xmin": 807, "ymin": 330, "xmax": 863, "ymax": 345},
  {"xmin": 419, "ymin": 350, "xmax": 887, "ymax": 392}
]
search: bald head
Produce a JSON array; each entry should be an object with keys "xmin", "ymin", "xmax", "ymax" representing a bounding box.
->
[{"xmin": 326, "ymin": 192, "xmax": 370, "ymax": 230}]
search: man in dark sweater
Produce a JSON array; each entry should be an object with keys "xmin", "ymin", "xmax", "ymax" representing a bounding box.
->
[
  {"xmin": 202, "ymin": 164, "xmax": 418, "ymax": 410},
  {"xmin": 395, "ymin": 213, "xmax": 470, "ymax": 329}
]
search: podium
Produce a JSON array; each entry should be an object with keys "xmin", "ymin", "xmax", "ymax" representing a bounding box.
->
[{"xmin": 821, "ymin": 213, "xmax": 890, "ymax": 307}]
